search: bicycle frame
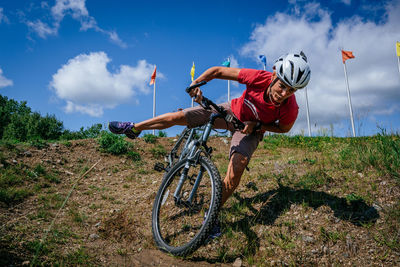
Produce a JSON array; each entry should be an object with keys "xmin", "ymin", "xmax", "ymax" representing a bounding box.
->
[
  {"xmin": 159, "ymin": 81, "xmax": 244, "ymax": 206},
  {"xmin": 173, "ymin": 113, "xmax": 223, "ymax": 205}
]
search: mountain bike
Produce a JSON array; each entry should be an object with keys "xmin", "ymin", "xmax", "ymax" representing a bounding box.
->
[{"xmin": 151, "ymin": 81, "xmax": 245, "ymax": 256}]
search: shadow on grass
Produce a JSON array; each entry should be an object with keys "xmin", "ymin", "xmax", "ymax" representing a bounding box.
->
[
  {"xmin": 0, "ymin": 246, "xmax": 26, "ymax": 266},
  {"xmin": 191, "ymin": 184, "xmax": 379, "ymax": 264}
]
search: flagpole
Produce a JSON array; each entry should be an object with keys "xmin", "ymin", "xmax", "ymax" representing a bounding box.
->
[
  {"xmin": 152, "ymin": 80, "xmax": 156, "ymax": 135},
  {"xmin": 304, "ymin": 86, "xmax": 311, "ymax": 137},
  {"xmin": 397, "ymin": 42, "xmax": 400, "ymax": 76},
  {"xmin": 227, "ymin": 80, "xmax": 230, "ymax": 102},
  {"xmin": 343, "ymin": 62, "xmax": 356, "ymax": 137},
  {"xmin": 397, "ymin": 56, "xmax": 400, "ymax": 76}
]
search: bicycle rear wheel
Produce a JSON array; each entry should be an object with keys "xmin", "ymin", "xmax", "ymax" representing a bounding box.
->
[{"xmin": 152, "ymin": 156, "xmax": 222, "ymax": 256}]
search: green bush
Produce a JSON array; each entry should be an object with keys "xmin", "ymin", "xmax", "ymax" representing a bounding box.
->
[
  {"xmin": 61, "ymin": 124, "xmax": 103, "ymax": 140},
  {"xmin": 98, "ymin": 131, "xmax": 131, "ymax": 155},
  {"xmin": 157, "ymin": 131, "xmax": 167, "ymax": 137},
  {"xmin": 30, "ymin": 139, "xmax": 49, "ymax": 149},
  {"xmin": 150, "ymin": 145, "xmax": 167, "ymax": 158},
  {"xmin": 0, "ymin": 95, "xmax": 64, "ymax": 142},
  {"xmin": 143, "ymin": 134, "xmax": 157, "ymax": 144},
  {"xmin": 127, "ymin": 151, "xmax": 141, "ymax": 162}
]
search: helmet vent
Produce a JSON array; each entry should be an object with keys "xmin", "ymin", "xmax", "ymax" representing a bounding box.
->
[
  {"xmin": 290, "ymin": 61, "xmax": 294, "ymax": 80},
  {"xmin": 296, "ymin": 69, "xmax": 304, "ymax": 83}
]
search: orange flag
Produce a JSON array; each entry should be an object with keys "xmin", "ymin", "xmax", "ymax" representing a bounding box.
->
[
  {"xmin": 149, "ymin": 66, "xmax": 157, "ymax": 85},
  {"xmin": 342, "ymin": 50, "xmax": 355, "ymax": 63}
]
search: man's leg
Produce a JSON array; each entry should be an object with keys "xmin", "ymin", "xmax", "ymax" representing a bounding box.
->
[
  {"xmin": 134, "ymin": 111, "xmax": 187, "ymax": 131},
  {"xmin": 221, "ymin": 152, "xmax": 248, "ymax": 206},
  {"xmin": 109, "ymin": 111, "xmax": 188, "ymax": 138}
]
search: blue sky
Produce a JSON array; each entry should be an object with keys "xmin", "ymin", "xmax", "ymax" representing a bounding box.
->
[{"xmin": 0, "ymin": 0, "xmax": 399, "ymax": 137}]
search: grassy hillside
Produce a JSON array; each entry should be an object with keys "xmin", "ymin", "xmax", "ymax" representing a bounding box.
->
[{"xmin": 0, "ymin": 133, "xmax": 399, "ymax": 266}]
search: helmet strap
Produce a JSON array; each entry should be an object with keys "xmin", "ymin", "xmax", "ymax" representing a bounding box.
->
[{"xmin": 266, "ymin": 77, "xmax": 281, "ymax": 107}]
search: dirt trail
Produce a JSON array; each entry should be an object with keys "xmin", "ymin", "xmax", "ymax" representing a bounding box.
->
[{"xmin": 1, "ymin": 136, "xmax": 399, "ymax": 266}]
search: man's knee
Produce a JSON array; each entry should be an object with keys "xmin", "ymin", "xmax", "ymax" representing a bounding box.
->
[
  {"xmin": 166, "ymin": 111, "xmax": 187, "ymax": 125},
  {"xmin": 230, "ymin": 152, "xmax": 248, "ymax": 173}
]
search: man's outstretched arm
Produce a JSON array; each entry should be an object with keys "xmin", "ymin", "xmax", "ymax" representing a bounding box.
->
[
  {"xmin": 189, "ymin": 67, "xmax": 241, "ymax": 102},
  {"xmin": 192, "ymin": 66, "xmax": 241, "ymax": 84}
]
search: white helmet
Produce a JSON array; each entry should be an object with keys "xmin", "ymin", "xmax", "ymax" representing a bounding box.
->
[{"xmin": 273, "ymin": 51, "xmax": 311, "ymax": 90}]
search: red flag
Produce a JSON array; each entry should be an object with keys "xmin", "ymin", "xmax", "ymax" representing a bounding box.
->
[
  {"xmin": 149, "ymin": 66, "xmax": 156, "ymax": 85},
  {"xmin": 342, "ymin": 50, "xmax": 355, "ymax": 63}
]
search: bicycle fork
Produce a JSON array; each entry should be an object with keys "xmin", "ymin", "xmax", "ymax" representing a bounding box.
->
[
  {"xmin": 173, "ymin": 118, "xmax": 217, "ymax": 206},
  {"xmin": 173, "ymin": 158, "xmax": 205, "ymax": 206}
]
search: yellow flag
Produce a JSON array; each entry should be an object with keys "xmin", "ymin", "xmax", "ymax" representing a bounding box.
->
[
  {"xmin": 397, "ymin": 41, "xmax": 400, "ymax": 57},
  {"xmin": 190, "ymin": 62, "xmax": 195, "ymax": 81}
]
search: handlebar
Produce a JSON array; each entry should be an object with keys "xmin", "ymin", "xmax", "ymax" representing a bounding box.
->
[
  {"xmin": 185, "ymin": 81, "xmax": 207, "ymax": 93},
  {"xmin": 185, "ymin": 81, "xmax": 245, "ymax": 130}
]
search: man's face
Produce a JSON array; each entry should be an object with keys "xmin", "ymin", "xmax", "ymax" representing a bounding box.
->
[{"xmin": 269, "ymin": 73, "xmax": 297, "ymax": 103}]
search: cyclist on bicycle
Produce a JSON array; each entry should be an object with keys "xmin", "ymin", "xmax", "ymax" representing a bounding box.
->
[{"xmin": 109, "ymin": 52, "xmax": 311, "ymax": 237}]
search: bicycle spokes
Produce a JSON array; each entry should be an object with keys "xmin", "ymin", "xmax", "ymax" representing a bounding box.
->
[{"xmin": 156, "ymin": 162, "xmax": 213, "ymax": 248}]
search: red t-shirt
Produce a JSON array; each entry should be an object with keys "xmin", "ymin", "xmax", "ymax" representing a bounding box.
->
[{"xmin": 231, "ymin": 69, "xmax": 299, "ymax": 125}]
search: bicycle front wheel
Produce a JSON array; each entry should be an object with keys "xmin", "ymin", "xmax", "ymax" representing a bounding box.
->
[{"xmin": 152, "ymin": 156, "xmax": 222, "ymax": 256}]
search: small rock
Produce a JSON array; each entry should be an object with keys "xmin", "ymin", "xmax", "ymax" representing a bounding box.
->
[
  {"xmin": 357, "ymin": 172, "xmax": 364, "ymax": 178},
  {"xmin": 311, "ymin": 249, "xmax": 318, "ymax": 254},
  {"xmin": 56, "ymin": 159, "xmax": 62, "ymax": 164},
  {"xmin": 24, "ymin": 151, "xmax": 32, "ymax": 157},
  {"xmin": 12, "ymin": 159, "xmax": 17, "ymax": 164},
  {"xmin": 302, "ymin": 235, "xmax": 314, "ymax": 243},
  {"xmin": 233, "ymin": 257, "xmax": 242, "ymax": 267},
  {"xmin": 372, "ymin": 203, "xmax": 382, "ymax": 211},
  {"xmin": 52, "ymin": 143, "xmax": 59, "ymax": 147},
  {"xmin": 89, "ymin": 233, "xmax": 99, "ymax": 240},
  {"xmin": 95, "ymin": 222, "xmax": 101, "ymax": 227}
]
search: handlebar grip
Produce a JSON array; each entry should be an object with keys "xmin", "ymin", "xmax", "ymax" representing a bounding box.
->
[{"xmin": 185, "ymin": 81, "xmax": 207, "ymax": 93}]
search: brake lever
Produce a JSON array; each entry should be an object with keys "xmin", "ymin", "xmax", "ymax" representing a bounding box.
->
[{"xmin": 200, "ymin": 98, "xmax": 211, "ymax": 110}]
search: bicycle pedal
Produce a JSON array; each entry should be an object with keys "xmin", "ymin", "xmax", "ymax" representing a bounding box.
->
[{"xmin": 154, "ymin": 162, "xmax": 165, "ymax": 172}]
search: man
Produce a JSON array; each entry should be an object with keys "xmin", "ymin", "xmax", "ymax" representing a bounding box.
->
[{"xmin": 109, "ymin": 52, "xmax": 311, "ymax": 237}]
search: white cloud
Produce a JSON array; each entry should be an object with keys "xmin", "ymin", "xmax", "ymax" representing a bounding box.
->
[
  {"xmin": 50, "ymin": 52, "xmax": 163, "ymax": 117},
  {"xmin": 241, "ymin": 0, "xmax": 400, "ymax": 135},
  {"xmin": 26, "ymin": 0, "xmax": 126, "ymax": 47},
  {"xmin": 0, "ymin": 68, "xmax": 13, "ymax": 88},
  {"xmin": 26, "ymin": 20, "xmax": 57, "ymax": 38},
  {"xmin": 0, "ymin": 7, "xmax": 10, "ymax": 24}
]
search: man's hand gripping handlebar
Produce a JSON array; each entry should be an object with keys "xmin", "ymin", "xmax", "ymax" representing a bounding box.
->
[{"xmin": 185, "ymin": 81, "xmax": 245, "ymax": 131}]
